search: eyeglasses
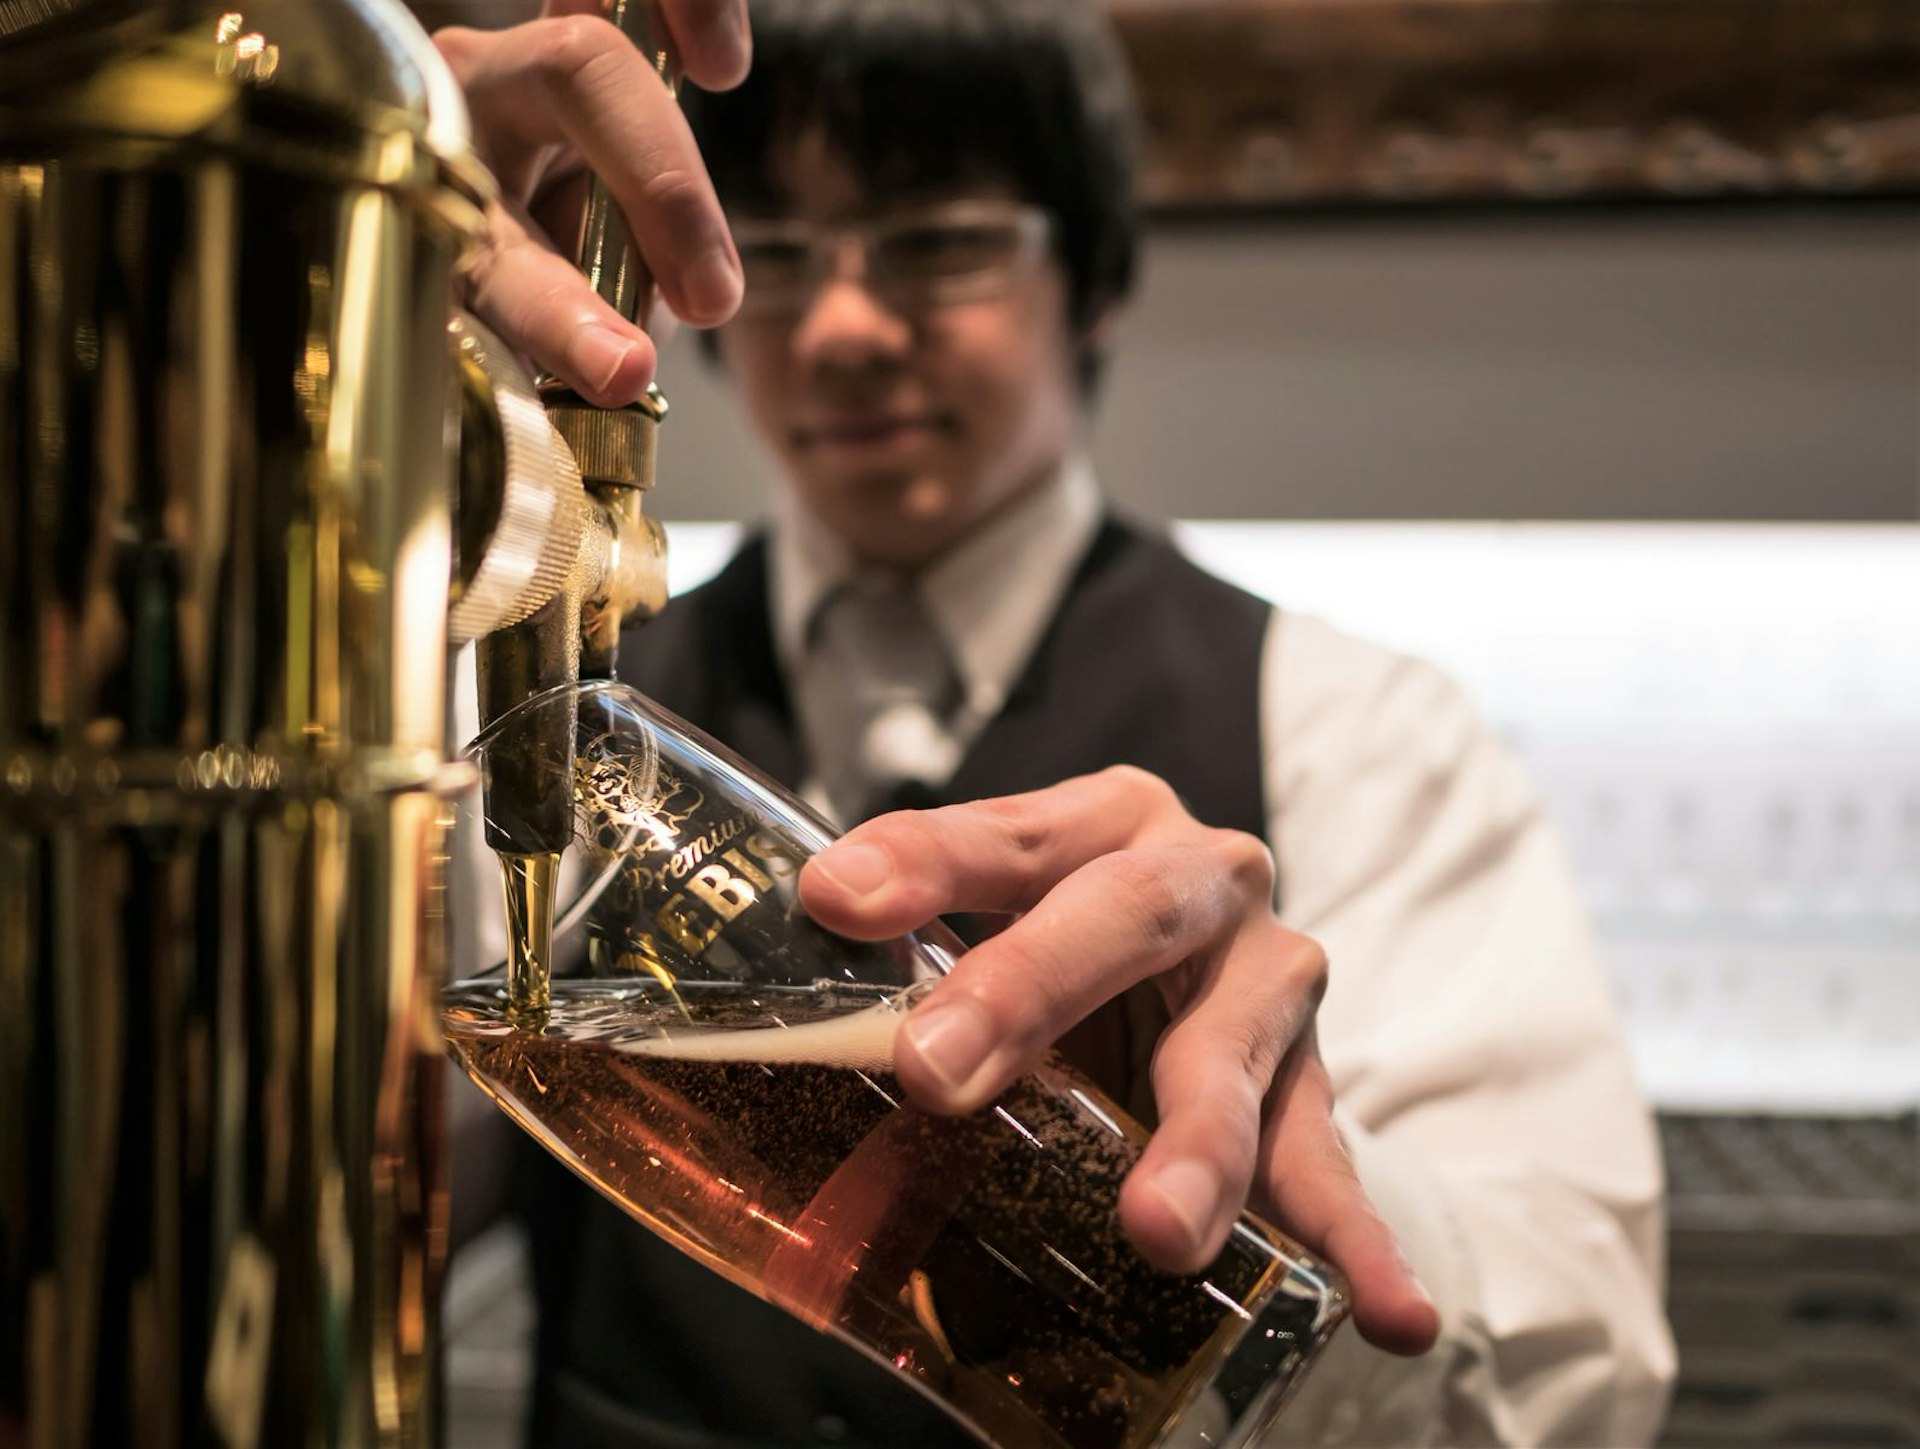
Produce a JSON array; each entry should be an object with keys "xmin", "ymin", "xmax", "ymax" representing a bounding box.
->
[{"xmin": 728, "ymin": 200, "xmax": 1051, "ymax": 320}]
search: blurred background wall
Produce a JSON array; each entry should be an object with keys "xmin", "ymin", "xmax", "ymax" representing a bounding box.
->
[{"xmin": 656, "ymin": 207, "xmax": 1918, "ymax": 522}]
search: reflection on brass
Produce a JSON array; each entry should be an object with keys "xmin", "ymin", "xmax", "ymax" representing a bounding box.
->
[
  {"xmin": 204, "ymin": 1234, "xmax": 277, "ymax": 1449},
  {"xmin": 0, "ymin": 0, "xmax": 487, "ymax": 1442},
  {"xmin": 214, "ymin": 11, "xmax": 282, "ymax": 83},
  {"xmin": 1110, "ymin": 0, "xmax": 1920, "ymax": 207}
]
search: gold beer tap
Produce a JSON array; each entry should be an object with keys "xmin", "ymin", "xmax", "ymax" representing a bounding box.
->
[
  {"xmin": 542, "ymin": 0, "xmax": 677, "ymax": 683},
  {"xmin": 466, "ymin": 0, "xmax": 675, "ymax": 1006}
]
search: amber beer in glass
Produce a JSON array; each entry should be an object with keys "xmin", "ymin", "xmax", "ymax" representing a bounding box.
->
[{"xmin": 446, "ymin": 681, "xmax": 1348, "ymax": 1449}]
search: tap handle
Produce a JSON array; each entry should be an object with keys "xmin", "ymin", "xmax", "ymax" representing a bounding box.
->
[{"xmin": 577, "ymin": 0, "xmax": 678, "ymax": 334}]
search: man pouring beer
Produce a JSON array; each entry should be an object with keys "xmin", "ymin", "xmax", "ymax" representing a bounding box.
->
[{"xmin": 436, "ymin": 0, "xmax": 1675, "ymax": 1443}]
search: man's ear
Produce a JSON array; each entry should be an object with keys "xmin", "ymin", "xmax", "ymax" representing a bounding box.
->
[
  {"xmin": 1081, "ymin": 299, "xmax": 1126, "ymax": 357},
  {"xmin": 1074, "ymin": 299, "xmax": 1128, "ymax": 400}
]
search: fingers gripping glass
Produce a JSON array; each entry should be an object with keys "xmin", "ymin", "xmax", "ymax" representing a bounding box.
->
[
  {"xmin": 730, "ymin": 201, "xmax": 1052, "ymax": 319},
  {"xmin": 445, "ymin": 681, "xmax": 1348, "ymax": 1449}
]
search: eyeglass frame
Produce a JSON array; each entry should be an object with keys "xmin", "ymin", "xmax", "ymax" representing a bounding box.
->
[{"xmin": 726, "ymin": 199, "xmax": 1054, "ymax": 321}]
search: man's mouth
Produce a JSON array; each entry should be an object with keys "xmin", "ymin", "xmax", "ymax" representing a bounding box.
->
[{"xmin": 794, "ymin": 413, "xmax": 952, "ymax": 450}]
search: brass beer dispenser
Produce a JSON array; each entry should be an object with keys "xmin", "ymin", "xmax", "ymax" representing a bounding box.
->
[{"xmin": 0, "ymin": 1, "xmax": 643, "ymax": 1442}]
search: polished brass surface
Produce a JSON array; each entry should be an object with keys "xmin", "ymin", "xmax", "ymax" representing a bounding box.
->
[
  {"xmin": 548, "ymin": 383, "xmax": 665, "ymax": 494},
  {"xmin": 446, "ymin": 313, "xmax": 587, "ymax": 645},
  {"xmin": 0, "ymin": 1, "xmax": 485, "ymax": 1443},
  {"xmin": 0, "ymin": 0, "xmax": 490, "ymax": 223},
  {"xmin": 570, "ymin": 390, "xmax": 669, "ymax": 675},
  {"xmin": 584, "ymin": 477, "xmax": 670, "ymax": 643}
]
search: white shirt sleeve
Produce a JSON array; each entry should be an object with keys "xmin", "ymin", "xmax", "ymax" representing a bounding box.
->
[{"xmin": 1259, "ymin": 611, "xmax": 1676, "ymax": 1448}]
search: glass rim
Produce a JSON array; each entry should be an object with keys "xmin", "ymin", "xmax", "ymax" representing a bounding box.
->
[
  {"xmin": 453, "ymin": 675, "xmax": 969, "ymax": 985},
  {"xmin": 460, "ymin": 675, "xmax": 633, "ymax": 761}
]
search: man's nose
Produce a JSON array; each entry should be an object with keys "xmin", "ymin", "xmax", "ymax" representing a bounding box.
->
[{"xmin": 790, "ymin": 239, "xmax": 912, "ymax": 368}]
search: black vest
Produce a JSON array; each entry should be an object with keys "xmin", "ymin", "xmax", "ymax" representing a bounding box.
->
[{"xmin": 518, "ymin": 518, "xmax": 1274, "ymax": 1449}]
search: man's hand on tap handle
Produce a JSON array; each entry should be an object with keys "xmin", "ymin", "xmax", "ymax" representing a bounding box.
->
[{"xmin": 433, "ymin": 0, "xmax": 749, "ymax": 406}]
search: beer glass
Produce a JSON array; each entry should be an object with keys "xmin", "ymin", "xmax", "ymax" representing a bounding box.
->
[{"xmin": 443, "ymin": 680, "xmax": 1349, "ymax": 1449}]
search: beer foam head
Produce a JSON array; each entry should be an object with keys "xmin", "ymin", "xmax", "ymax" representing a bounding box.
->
[{"xmin": 617, "ymin": 997, "xmax": 900, "ymax": 1072}]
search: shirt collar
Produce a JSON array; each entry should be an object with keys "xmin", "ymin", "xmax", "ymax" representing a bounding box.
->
[{"xmin": 771, "ymin": 456, "xmax": 1103, "ymax": 721}]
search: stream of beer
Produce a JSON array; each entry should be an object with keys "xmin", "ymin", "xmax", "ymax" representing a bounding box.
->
[
  {"xmin": 500, "ymin": 850, "xmax": 560, "ymax": 1022},
  {"xmin": 498, "ymin": 848, "xmax": 691, "ymax": 1020}
]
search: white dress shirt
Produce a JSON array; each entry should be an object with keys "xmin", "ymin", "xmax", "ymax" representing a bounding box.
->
[{"xmin": 770, "ymin": 461, "xmax": 1677, "ymax": 1447}]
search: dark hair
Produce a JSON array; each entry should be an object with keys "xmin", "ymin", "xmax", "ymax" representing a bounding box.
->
[{"xmin": 683, "ymin": 0, "xmax": 1140, "ymax": 377}]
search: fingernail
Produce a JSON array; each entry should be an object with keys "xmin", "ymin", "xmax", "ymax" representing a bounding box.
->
[
  {"xmin": 1150, "ymin": 1160, "xmax": 1220, "ymax": 1254},
  {"xmin": 902, "ymin": 998, "xmax": 996, "ymax": 1095},
  {"xmin": 684, "ymin": 245, "xmax": 743, "ymax": 322},
  {"xmin": 812, "ymin": 842, "xmax": 890, "ymax": 898},
  {"xmin": 573, "ymin": 323, "xmax": 639, "ymax": 396}
]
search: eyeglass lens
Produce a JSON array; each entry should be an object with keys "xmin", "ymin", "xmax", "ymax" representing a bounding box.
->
[{"xmin": 734, "ymin": 207, "xmax": 1039, "ymax": 313}]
